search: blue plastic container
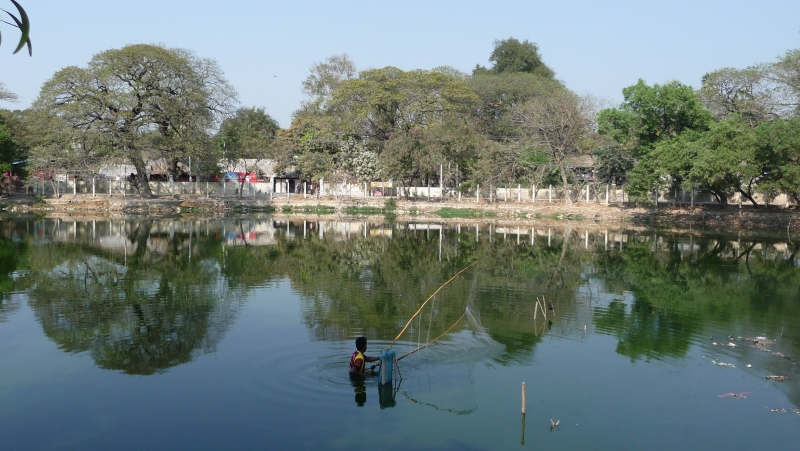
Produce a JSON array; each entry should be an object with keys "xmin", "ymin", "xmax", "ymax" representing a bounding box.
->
[{"xmin": 379, "ymin": 349, "xmax": 396, "ymax": 385}]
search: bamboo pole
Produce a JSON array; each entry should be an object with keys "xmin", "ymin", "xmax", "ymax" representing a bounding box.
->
[{"xmin": 388, "ymin": 262, "xmax": 478, "ymax": 350}]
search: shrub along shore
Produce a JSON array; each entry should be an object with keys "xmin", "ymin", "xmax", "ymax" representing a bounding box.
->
[{"xmin": 2, "ymin": 193, "xmax": 799, "ymax": 234}]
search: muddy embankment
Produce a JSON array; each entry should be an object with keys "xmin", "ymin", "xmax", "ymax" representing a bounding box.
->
[{"xmin": 2, "ymin": 193, "xmax": 800, "ymax": 235}]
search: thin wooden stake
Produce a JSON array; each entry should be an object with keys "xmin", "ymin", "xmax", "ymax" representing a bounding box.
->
[{"xmin": 522, "ymin": 382, "xmax": 526, "ymax": 414}]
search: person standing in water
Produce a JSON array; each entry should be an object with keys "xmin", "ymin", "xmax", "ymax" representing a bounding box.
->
[{"xmin": 349, "ymin": 336, "xmax": 380, "ymax": 377}]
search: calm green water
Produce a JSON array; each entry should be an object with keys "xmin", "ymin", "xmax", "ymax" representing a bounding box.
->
[{"xmin": 1, "ymin": 216, "xmax": 799, "ymax": 450}]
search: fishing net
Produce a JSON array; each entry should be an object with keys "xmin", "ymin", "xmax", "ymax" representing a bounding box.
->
[{"xmin": 388, "ymin": 278, "xmax": 504, "ymax": 414}]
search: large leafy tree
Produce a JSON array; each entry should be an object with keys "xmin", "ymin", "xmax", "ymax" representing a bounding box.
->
[
  {"xmin": 698, "ymin": 67, "xmax": 781, "ymax": 125},
  {"xmin": 0, "ymin": 109, "xmax": 27, "ymax": 190},
  {"xmin": 627, "ymin": 116, "xmax": 777, "ymax": 206},
  {"xmin": 769, "ymin": 48, "xmax": 800, "ymax": 115},
  {"xmin": 754, "ymin": 117, "xmax": 800, "ymax": 203},
  {"xmin": 300, "ymin": 54, "xmax": 356, "ymax": 111},
  {"xmin": 509, "ymin": 91, "xmax": 600, "ymax": 203},
  {"xmin": 470, "ymin": 38, "xmax": 562, "ymax": 139},
  {"xmin": 328, "ymin": 67, "xmax": 481, "ymax": 188},
  {"xmin": 30, "ymin": 44, "xmax": 237, "ymax": 198},
  {"xmin": 599, "ymin": 80, "xmax": 713, "ymax": 199},
  {"xmin": 475, "ymin": 37, "xmax": 555, "ymax": 79},
  {"xmin": 215, "ymin": 106, "xmax": 280, "ymax": 195},
  {"xmin": 599, "ymin": 80, "xmax": 713, "ymax": 155}
]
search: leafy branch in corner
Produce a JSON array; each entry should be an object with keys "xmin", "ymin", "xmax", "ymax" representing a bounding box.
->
[{"xmin": 0, "ymin": 0, "xmax": 31, "ymax": 56}]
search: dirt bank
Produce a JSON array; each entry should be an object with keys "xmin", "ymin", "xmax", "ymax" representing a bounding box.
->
[{"xmin": 2, "ymin": 193, "xmax": 799, "ymax": 233}]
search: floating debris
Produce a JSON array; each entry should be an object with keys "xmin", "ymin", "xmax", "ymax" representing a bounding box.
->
[
  {"xmin": 746, "ymin": 364, "xmax": 752, "ymax": 368},
  {"xmin": 549, "ymin": 419, "xmax": 560, "ymax": 432},
  {"xmin": 716, "ymin": 362, "xmax": 736, "ymax": 368},
  {"xmin": 765, "ymin": 375, "xmax": 788, "ymax": 381},
  {"xmin": 768, "ymin": 408, "xmax": 788, "ymax": 413},
  {"xmin": 793, "ymin": 408, "xmax": 800, "ymax": 415},
  {"xmin": 719, "ymin": 392, "xmax": 749, "ymax": 398},
  {"xmin": 727, "ymin": 342, "xmax": 737, "ymax": 348},
  {"xmin": 712, "ymin": 342, "xmax": 718, "ymax": 346}
]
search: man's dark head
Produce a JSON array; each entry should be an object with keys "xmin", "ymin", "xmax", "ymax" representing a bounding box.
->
[{"xmin": 355, "ymin": 336, "xmax": 367, "ymax": 351}]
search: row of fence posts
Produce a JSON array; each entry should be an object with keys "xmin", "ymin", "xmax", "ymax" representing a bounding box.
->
[
  {"xmin": 15, "ymin": 174, "xmax": 794, "ymax": 208},
  {"xmin": 471, "ymin": 183, "xmax": 625, "ymax": 205},
  {"xmin": 25, "ymin": 177, "xmax": 631, "ymax": 204}
]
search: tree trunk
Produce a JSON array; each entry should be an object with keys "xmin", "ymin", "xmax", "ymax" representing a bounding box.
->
[
  {"xmin": 558, "ymin": 163, "xmax": 572, "ymax": 204},
  {"xmin": 737, "ymin": 187, "xmax": 759, "ymax": 208},
  {"xmin": 711, "ymin": 190, "xmax": 727, "ymax": 206},
  {"xmin": 126, "ymin": 148, "xmax": 153, "ymax": 198}
]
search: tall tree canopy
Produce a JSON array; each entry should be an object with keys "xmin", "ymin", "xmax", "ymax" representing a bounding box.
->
[
  {"xmin": 509, "ymin": 91, "xmax": 599, "ymax": 202},
  {"xmin": 332, "ymin": 67, "xmax": 481, "ymax": 186},
  {"xmin": 287, "ymin": 65, "xmax": 483, "ymax": 189},
  {"xmin": 0, "ymin": 109, "xmax": 26, "ymax": 180},
  {"xmin": 30, "ymin": 44, "xmax": 237, "ymax": 197},
  {"xmin": 698, "ymin": 67, "xmax": 779, "ymax": 125},
  {"xmin": 215, "ymin": 106, "xmax": 280, "ymax": 195},
  {"xmin": 599, "ymin": 80, "xmax": 713, "ymax": 154},
  {"xmin": 477, "ymin": 38, "xmax": 555, "ymax": 79}
]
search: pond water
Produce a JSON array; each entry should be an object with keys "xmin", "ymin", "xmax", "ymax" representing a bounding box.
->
[{"xmin": 1, "ymin": 216, "xmax": 799, "ymax": 450}]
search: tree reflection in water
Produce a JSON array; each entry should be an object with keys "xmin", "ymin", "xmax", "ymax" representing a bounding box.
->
[
  {"xmin": 5, "ymin": 218, "xmax": 241, "ymax": 375},
  {"xmin": 1, "ymin": 217, "xmax": 799, "ymax": 385}
]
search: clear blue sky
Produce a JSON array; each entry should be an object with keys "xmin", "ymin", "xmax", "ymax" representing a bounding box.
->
[{"xmin": 1, "ymin": 0, "xmax": 799, "ymax": 127}]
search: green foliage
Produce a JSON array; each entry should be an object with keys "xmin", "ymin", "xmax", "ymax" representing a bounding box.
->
[
  {"xmin": 215, "ymin": 107, "xmax": 279, "ymax": 194},
  {"xmin": 217, "ymin": 107, "xmax": 280, "ymax": 162},
  {"xmin": 431, "ymin": 207, "xmax": 486, "ymax": 218},
  {"xmin": 468, "ymin": 70, "xmax": 564, "ymax": 139},
  {"xmin": 626, "ymin": 115, "xmax": 800, "ymax": 205},
  {"xmin": 0, "ymin": 1, "xmax": 31, "ymax": 56},
  {"xmin": 30, "ymin": 44, "xmax": 237, "ymax": 198},
  {"xmin": 698, "ymin": 67, "xmax": 778, "ymax": 124},
  {"xmin": 383, "ymin": 198, "xmax": 397, "ymax": 211},
  {"xmin": 476, "ymin": 37, "xmax": 555, "ymax": 79},
  {"xmin": 599, "ymin": 79, "xmax": 713, "ymax": 156},
  {"xmin": 343, "ymin": 206, "xmax": 383, "ymax": 215},
  {"xmin": 0, "ymin": 110, "xmax": 27, "ymax": 179},
  {"xmin": 594, "ymin": 142, "xmax": 635, "ymax": 185},
  {"xmin": 753, "ymin": 117, "xmax": 800, "ymax": 203},
  {"xmin": 323, "ymin": 67, "xmax": 483, "ymax": 188},
  {"xmin": 297, "ymin": 204, "xmax": 335, "ymax": 214},
  {"xmin": 508, "ymin": 91, "xmax": 599, "ymax": 202}
]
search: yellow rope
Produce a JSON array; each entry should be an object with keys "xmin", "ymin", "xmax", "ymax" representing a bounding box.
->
[
  {"xmin": 397, "ymin": 311, "xmax": 467, "ymax": 361},
  {"xmin": 388, "ymin": 261, "xmax": 477, "ymax": 351}
]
